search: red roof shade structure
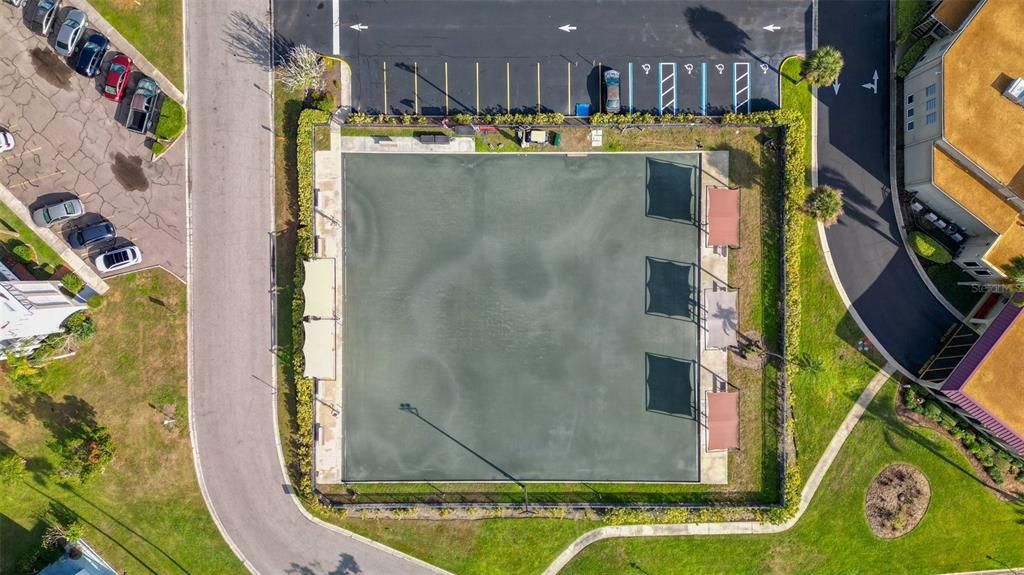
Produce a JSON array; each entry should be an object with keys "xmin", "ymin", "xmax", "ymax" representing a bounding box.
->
[
  {"xmin": 707, "ymin": 392, "xmax": 739, "ymax": 450},
  {"xmin": 707, "ymin": 187, "xmax": 740, "ymax": 247}
]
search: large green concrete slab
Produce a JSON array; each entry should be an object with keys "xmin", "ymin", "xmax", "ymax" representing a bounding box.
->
[{"xmin": 341, "ymin": 153, "xmax": 700, "ymax": 482}]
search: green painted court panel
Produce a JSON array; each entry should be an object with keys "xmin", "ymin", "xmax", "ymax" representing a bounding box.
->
[{"xmin": 341, "ymin": 152, "xmax": 701, "ymax": 482}]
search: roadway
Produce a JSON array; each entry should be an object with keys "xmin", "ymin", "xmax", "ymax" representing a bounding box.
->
[
  {"xmin": 816, "ymin": 0, "xmax": 958, "ymax": 373},
  {"xmin": 186, "ymin": 0, "xmax": 437, "ymax": 573},
  {"xmin": 274, "ymin": 0, "xmax": 812, "ymax": 115}
]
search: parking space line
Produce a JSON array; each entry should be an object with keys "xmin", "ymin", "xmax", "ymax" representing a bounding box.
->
[
  {"xmin": 567, "ymin": 61, "xmax": 572, "ymax": 115},
  {"xmin": 701, "ymin": 63, "xmax": 707, "ymax": 115},
  {"xmin": 628, "ymin": 63, "xmax": 634, "ymax": 112},
  {"xmin": 383, "ymin": 61, "xmax": 388, "ymax": 113},
  {"xmin": 536, "ymin": 62, "xmax": 541, "ymax": 113},
  {"xmin": 659, "ymin": 63, "xmax": 676, "ymax": 114},
  {"xmin": 476, "ymin": 62, "xmax": 480, "ymax": 115},
  {"xmin": 598, "ymin": 62, "xmax": 603, "ymax": 108},
  {"xmin": 506, "ymin": 62, "xmax": 510, "ymax": 112},
  {"xmin": 733, "ymin": 62, "xmax": 750, "ymax": 114},
  {"xmin": 414, "ymin": 62, "xmax": 419, "ymax": 115},
  {"xmin": 7, "ymin": 170, "xmax": 65, "ymax": 189},
  {"xmin": 445, "ymin": 62, "xmax": 450, "ymax": 116}
]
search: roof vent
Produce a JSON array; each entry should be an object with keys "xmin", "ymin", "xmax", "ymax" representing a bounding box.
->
[{"xmin": 1004, "ymin": 78, "xmax": 1024, "ymax": 107}]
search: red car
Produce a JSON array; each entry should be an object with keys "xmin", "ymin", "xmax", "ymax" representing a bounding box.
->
[{"xmin": 103, "ymin": 54, "xmax": 133, "ymax": 102}]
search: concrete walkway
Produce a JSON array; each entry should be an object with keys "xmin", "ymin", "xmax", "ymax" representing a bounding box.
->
[
  {"xmin": 0, "ymin": 183, "xmax": 109, "ymax": 294},
  {"xmin": 541, "ymin": 364, "xmax": 896, "ymax": 575}
]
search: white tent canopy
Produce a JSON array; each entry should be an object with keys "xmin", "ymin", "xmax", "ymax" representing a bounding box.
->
[
  {"xmin": 303, "ymin": 319, "xmax": 336, "ymax": 380},
  {"xmin": 302, "ymin": 258, "xmax": 336, "ymax": 319}
]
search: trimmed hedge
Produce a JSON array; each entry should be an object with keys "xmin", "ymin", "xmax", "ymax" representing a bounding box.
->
[
  {"xmin": 910, "ymin": 231, "xmax": 952, "ymax": 264},
  {"xmin": 60, "ymin": 273, "xmax": 85, "ymax": 295},
  {"xmin": 589, "ymin": 112, "xmax": 699, "ymax": 125},
  {"xmin": 722, "ymin": 107, "xmax": 808, "ymax": 522},
  {"xmin": 293, "ymin": 108, "xmax": 331, "ymax": 497}
]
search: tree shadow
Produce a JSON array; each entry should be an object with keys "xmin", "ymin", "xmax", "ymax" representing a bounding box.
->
[
  {"xmin": 222, "ymin": 10, "xmax": 294, "ymax": 70},
  {"xmin": 0, "ymin": 392, "xmax": 99, "ymax": 445},
  {"xmin": 286, "ymin": 552, "xmax": 362, "ymax": 574},
  {"xmin": 684, "ymin": 5, "xmax": 750, "ymax": 55}
]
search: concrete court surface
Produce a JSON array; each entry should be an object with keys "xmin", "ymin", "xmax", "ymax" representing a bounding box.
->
[
  {"xmin": 341, "ymin": 153, "xmax": 702, "ymax": 482},
  {"xmin": 274, "ymin": 0, "xmax": 811, "ymax": 115},
  {"xmin": 0, "ymin": 4, "xmax": 186, "ymax": 280}
]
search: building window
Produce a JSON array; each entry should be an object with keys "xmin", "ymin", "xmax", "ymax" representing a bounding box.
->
[
  {"xmin": 907, "ymin": 121, "xmax": 915, "ymax": 131},
  {"xmin": 907, "ymin": 94, "xmax": 915, "ymax": 104},
  {"xmin": 926, "ymin": 84, "xmax": 937, "ymax": 96},
  {"xmin": 907, "ymin": 108, "xmax": 915, "ymax": 117},
  {"xmin": 927, "ymin": 98, "xmax": 937, "ymax": 110},
  {"xmin": 926, "ymin": 112, "xmax": 937, "ymax": 125},
  {"xmin": 962, "ymin": 261, "xmax": 980, "ymax": 268},
  {"xmin": 973, "ymin": 269, "xmax": 993, "ymax": 277}
]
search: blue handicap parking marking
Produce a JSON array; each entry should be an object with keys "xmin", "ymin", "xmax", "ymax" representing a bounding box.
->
[
  {"xmin": 704, "ymin": 61, "xmax": 735, "ymax": 116},
  {"xmin": 631, "ymin": 60, "xmax": 660, "ymax": 114},
  {"xmin": 658, "ymin": 62, "xmax": 677, "ymax": 115},
  {"xmin": 733, "ymin": 62, "xmax": 751, "ymax": 114},
  {"xmin": 675, "ymin": 62, "xmax": 702, "ymax": 115}
]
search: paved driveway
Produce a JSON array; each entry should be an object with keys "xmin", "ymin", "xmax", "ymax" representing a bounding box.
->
[
  {"xmin": 0, "ymin": 5, "xmax": 185, "ymax": 280},
  {"xmin": 274, "ymin": 0, "xmax": 811, "ymax": 115}
]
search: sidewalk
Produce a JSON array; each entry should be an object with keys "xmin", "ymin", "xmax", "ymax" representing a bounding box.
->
[
  {"xmin": 0, "ymin": 183, "xmax": 109, "ymax": 294},
  {"xmin": 77, "ymin": 0, "xmax": 185, "ymax": 105}
]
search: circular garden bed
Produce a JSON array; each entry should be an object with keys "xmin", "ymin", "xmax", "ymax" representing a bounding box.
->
[{"xmin": 865, "ymin": 463, "xmax": 931, "ymax": 538}]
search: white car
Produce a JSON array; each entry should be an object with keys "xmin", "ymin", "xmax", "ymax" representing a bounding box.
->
[
  {"xmin": 95, "ymin": 245, "xmax": 142, "ymax": 273},
  {"xmin": 0, "ymin": 129, "xmax": 13, "ymax": 153},
  {"xmin": 55, "ymin": 9, "xmax": 87, "ymax": 57}
]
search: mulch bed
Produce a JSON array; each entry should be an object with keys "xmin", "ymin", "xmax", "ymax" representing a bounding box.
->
[{"xmin": 865, "ymin": 463, "xmax": 930, "ymax": 539}]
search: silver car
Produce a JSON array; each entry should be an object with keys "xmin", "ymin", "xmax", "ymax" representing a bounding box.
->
[
  {"xmin": 32, "ymin": 198, "xmax": 84, "ymax": 227},
  {"xmin": 55, "ymin": 9, "xmax": 87, "ymax": 57},
  {"xmin": 95, "ymin": 245, "xmax": 142, "ymax": 273}
]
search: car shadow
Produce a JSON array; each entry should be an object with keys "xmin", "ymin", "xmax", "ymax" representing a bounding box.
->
[{"xmin": 29, "ymin": 191, "xmax": 78, "ymax": 211}]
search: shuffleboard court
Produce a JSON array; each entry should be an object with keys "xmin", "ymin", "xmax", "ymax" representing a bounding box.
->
[{"xmin": 341, "ymin": 153, "xmax": 701, "ymax": 482}]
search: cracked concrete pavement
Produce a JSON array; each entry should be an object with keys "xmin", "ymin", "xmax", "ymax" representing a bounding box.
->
[{"xmin": 0, "ymin": 4, "xmax": 185, "ymax": 280}]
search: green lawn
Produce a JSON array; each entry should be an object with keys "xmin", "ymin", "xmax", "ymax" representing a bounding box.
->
[
  {"xmin": 926, "ymin": 262, "xmax": 982, "ymax": 315},
  {"xmin": 89, "ymin": 0, "xmax": 184, "ymax": 91},
  {"xmin": 0, "ymin": 271, "xmax": 243, "ymax": 574},
  {"xmin": 0, "ymin": 199, "xmax": 65, "ymax": 272},
  {"xmin": 563, "ymin": 383, "xmax": 1024, "ymax": 574},
  {"xmin": 896, "ymin": 0, "xmax": 931, "ymax": 43}
]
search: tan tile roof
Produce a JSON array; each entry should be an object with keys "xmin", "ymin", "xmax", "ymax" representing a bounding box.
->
[
  {"xmin": 962, "ymin": 310, "xmax": 1024, "ymax": 439},
  {"xmin": 932, "ymin": 147, "xmax": 1017, "ymax": 232},
  {"xmin": 943, "ymin": 0, "xmax": 1024, "ymax": 200},
  {"xmin": 932, "ymin": 0, "xmax": 979, "ymax": 31},
  {"xmin": 985, "ymin": 223, "xmax": 1024, "ymax": 270}
]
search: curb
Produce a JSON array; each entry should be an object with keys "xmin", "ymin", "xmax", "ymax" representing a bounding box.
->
[
  {"xmin": 0, "ymin": 183, "xmax": 109, "ymax": 294},
  {"xmin": 76, "ymin": 0, "xmax": 186, "ymax": 105}
]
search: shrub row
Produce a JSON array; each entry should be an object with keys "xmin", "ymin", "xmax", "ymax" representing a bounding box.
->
[
  {"xmin": 588, "ymin": 112, "xmax": 700, "ymax": 125},
  {"xmin": 904, "ymin": 386, "xmax": 1023, "ymax": 484},
  {"xmin": 346, "ymin": 112, "xmax": 432, "ymax": 125},
  {"xmin": 292, "ymin": 108, "xmax": 331, "ymax": 497},
  {"xmin": 722, "ymin": 107, "xmax": 808, "ymax": 522}
]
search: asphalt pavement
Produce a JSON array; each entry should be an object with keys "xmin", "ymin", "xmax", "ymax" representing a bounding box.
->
[
  {"xmin": 186, "ymin": 1, "xmax": 437, "ymax": 573},
  {"xmin": 274, "ymin": 0, "xmax": 811, "ymax": 115},
  {"xmin": 817, "ymin": 0, "xmax": 958, "ymax": 373}
]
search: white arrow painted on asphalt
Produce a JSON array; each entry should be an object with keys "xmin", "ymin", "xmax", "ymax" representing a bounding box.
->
[
  {"xmin": 349, "ymin": 23, "xmax": 368, "ymax": 31},
  {"xmin": 558, "ymin": 24, "xmax": 577, "ymax": 32},
  {"xmin": 861, "ymin": 69, "xmax": 878, "ymax": 94},
  {"xmin": 832, "ymin": 81, "xmax": 841, "ymax": 95},
  {"xmin": 763, "ymin": 24, "xmax": 781, "ymax": 32}
]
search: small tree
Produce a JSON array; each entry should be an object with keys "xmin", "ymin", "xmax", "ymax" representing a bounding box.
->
[
  {"xmin": 279, "ymin": 45, "xmax": 324, "ymax": 94},
  {"xmin": 806, "ymin": 185, "xmax": 844, "ymax": 225},
  {"xmin": 5, "ymin": 354, "xmax": 44, "ymax": 393},
  {"xmin": 49, "ymin": 426, "xmax": 115, "ymax": 484},
  {"xmin": 0, "ymin": 452, "xmax": 27, "ymax": 484},
  {"xmin": 11, "ymin": 243, "xmax": 33, "ymax": 264},
  {"xmin": 802, "ymin": 46, "xmax": 845, "ymax": 87},
  {"xmin": 1002, "ymin": 256, "xmax": 1024, "ymax": 306}
]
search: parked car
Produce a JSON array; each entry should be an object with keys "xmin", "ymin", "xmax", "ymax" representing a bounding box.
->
[
  {"xmin": 604, "ymin": 69, "xmax": 621, "ymax": 114},
  {"xmin": 95, "ymin": 245, "xmax": 141, "ymax": 273},
  {"xmin": 102, "ymin": 53, "xmax": 133, "ymax": 102},
  {"xmin": 54, "ymin": 9, "xmax": 87, "ymax": 57},
  {"xmin": 68, "ymin": 221, "xmax": 115, "ymax": 249},
  {"xmin": 125, "ymin": 77, "xmax": 160, "ymax": 134},
  {"xmin": 5, "ymin": 0, "xmax": 27, "ymax": 8},
  {"xmin": 73, "ymin": 32, "xmax": 108, "ymax": 77},
  {"xmin": 33, "ymin": 0, "xmax": 61, "ymax": 36},
  {"xmin": 0, "ymin": 129, "xmax": 13, "ymax": 153},
  {"xmin": 31, "ymin": 198, "xmax": 84, "ymax": 227}
]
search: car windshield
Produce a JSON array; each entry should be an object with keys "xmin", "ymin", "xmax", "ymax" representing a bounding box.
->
[
  {"xmin": 83, "ymin": 42, "xmax": 97, "ymax": 51},
  {"xmin": 42, "ymin": 209, "xmax": 52, "ymax": 223},
  {"xmin": 56, "ymin": 41, "xmax": 67, "ymax": 49},
  {"xmin": 110, "ymin": 63, "xmax": 125, "ymax": 74},
  {"xmin": 607, "ymin": 99, "xmax": 619, "ymax": 108}
]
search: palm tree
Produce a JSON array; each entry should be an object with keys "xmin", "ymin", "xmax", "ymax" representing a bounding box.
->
[
  {"xmin": 1002, "ymin": 256, "xmax": 1024, "ymax": 306},
  {"xmin": 802, "ymin": 46, "xmax": 845, "ymax": 87}
]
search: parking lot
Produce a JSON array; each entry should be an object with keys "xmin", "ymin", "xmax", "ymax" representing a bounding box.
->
[
  {"xmin": 0, "ymin": 3, "xmax": 185, "ymax": 280},
  {"xmin": 276, "ymin": 0, "xmax": 810, "ymax": 116},
  {"xmin": 353, "ymin": 56, "xmax": 777, "ymax": 116}
]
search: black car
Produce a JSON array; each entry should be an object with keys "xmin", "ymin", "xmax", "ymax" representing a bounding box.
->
[
  {"xmin": 68, "ymin": 221, "xmax": 115, "ymax": 249},
  {"xmin": 74, "ymin": 33, "xmax": 109, "ymax": 77}
]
